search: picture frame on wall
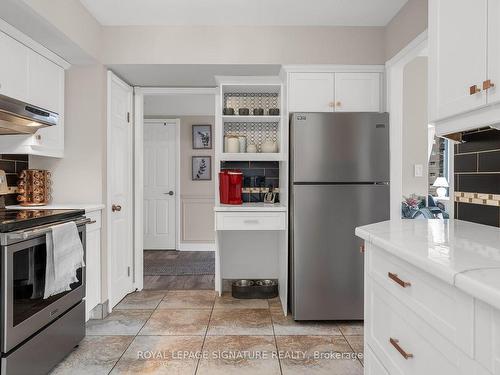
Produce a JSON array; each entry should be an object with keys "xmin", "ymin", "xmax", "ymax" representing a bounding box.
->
[
  {"xmin": 192, "ymin": 156, "xmax": 212, "ymax": 181},
  {"xmin": 192, "ymin": 124, "xmax": 212, "ymax": 149}
]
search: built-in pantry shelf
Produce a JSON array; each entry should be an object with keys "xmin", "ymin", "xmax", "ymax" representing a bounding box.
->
[
  {"xmin": 222, "ymin": 115, "xmax": 281, "ymax": 123},
  {"xmin": 220, "ymin": 152, "xmax": 284, "ymax": 161}
]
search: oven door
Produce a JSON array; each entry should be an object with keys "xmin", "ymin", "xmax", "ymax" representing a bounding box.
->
[{"xmin": 2, "ymin": 223, "xmax": 86, "ymax": 353}]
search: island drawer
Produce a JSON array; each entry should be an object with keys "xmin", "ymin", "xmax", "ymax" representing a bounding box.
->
[
  {"xmin": 215, "ymin": 211, "xmax": 286, "ymax": 231},
  {"xmin": 365, "ymin": 345, "xmax": 389, "ymax": 375},
  {"xmin": 366, "ymin": 244, "xmax": 474, "ymax": 356},
  {"xmin": 366, "ymin": 278, "xmax": 477, "ymax": 375}
]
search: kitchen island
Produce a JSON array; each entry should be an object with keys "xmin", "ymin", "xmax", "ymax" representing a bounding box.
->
[{"xmin": 356, "ymin": 219, "xmax": 500, "ymax": 375}]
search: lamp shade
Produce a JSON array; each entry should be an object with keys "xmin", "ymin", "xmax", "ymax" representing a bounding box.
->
[{"xmin": 433, "ymin": 177, "xmax": 449, "ymax": 188}]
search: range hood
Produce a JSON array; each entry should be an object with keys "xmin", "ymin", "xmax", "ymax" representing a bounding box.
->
[
  {"xmin": 440, "ymin": 124, "xmax": 500, "ymax": 143},
  {"xmin": 0, "ymin": 94, "xmax": 58, "ymax": 135}
]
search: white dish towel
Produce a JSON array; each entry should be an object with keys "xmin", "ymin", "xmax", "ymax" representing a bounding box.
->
[{"xmin": 44, "ymin": 221, "xmax": 85, "ymax": 299}]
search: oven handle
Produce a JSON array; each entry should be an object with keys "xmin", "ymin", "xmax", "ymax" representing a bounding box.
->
[{"xmin": 6, "ymin": 217, "xmax": 94, "ymax": 241}]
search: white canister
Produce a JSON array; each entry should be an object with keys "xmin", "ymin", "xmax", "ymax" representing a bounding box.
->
[
  {"xmin": 226, "ymin": 136, "xmax": 240, "ymax": 153},
  {"xmin": 238, "ymin": 136, "xmax": 247, "ymax": 153},
  {"xmin": 247, "ymin": 144, "xmax": 257, "ymax": 153},
  {"xmin": 261, "ymin": 139, "xmax": 278, "ymax": 153}
]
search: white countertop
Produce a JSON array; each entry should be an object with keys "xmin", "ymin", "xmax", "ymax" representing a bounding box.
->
[
  {"xmin": 356, "ymin": 219, "xmax": 500, "ymax": 308},
  {"xmin": 7, "ymin": 203, "xmax": 105, "ymax": 213},
  {"xmin": 214, "ymin": 203, "xmax": 287, "ymax": 212}
]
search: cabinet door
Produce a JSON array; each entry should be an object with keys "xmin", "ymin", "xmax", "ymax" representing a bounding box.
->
[
  {"xmin": 28, "ymin": 50, "xmax": 64, "ymax": 113},
  {"xmin": 85, "ymin": 228, "xmax": 101, "ymax": 318},
  {"xmin": 30, "ymin": 53, "xmax": 65, "ymax": 156},
  {"xmin": 288, "ymin": 72, "xmax": 334, "ymax": 112},
  {"xmin": 335, "ymin": 73, "xmax": 381, "ymax": 112},
  {"xmin": 365, "ymin": 346, "xmax": 389, "ymax": 375},
  {"xmin": 487, "ymin": 0, "xmax": 500, "ymax": 105},
  {"xmin": 429, "ymin": 0, "xmax": 488, "ymax": 121},
  {"xmin": 0, "ymin": 32, "xmax": 29, "ymax": 102}
]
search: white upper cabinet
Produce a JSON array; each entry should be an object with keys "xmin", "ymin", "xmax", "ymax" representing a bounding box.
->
[
  {"xmin": 289, "ymin": 72, "xmax": 335, "ymax": 112},
  {"xmin": 487, "ymin": 0, "xmax": 500, "ymax": 105},
  {"xmin": 28, "ymin": 50, "xmax": 64, "ymax": 113},
  {"xmin": 0, "ymin": 31, "xmax": 29, "ymax": 102},
  {"xmin": 0, "ymin": 29, "xmax": 66, "ymax": 157},
  {"xmin": 335, "ymin": 72, "xmax": 381, "ymax": 112},
  {"xmin": 428, "ymin": 0, "xmax": 500, "ymax": 127},
  {"xmin": 288, "ymin": 70, "xmax": 382, "ymax": 113}
]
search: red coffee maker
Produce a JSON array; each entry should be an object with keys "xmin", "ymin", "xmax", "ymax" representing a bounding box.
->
[{"xmin": 219, "ymin": 170, "xmax": 243, "ymax": 205}]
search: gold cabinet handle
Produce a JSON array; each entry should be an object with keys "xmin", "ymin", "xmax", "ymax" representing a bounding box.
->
[
  {"xmin": 388, "ymin": 272, "xmax": 411, "ymax": 288},
  {"xmin": 483, "ymin": 79, "xmax": 495, "ymax": 90},
  {"xmin": 359, "ymin": 243, "xmax": 365, "ymax": 253},
  {"xmin": 469, "ymin": 84, "xmax": 481, "ymax": 95},
  {"xmin": 336, "ymin": 101, "xmax": 342, "ymax": 107},
  {"xmin": 390, "ymin": 338, "xmax": 413, "ymax": 360}
]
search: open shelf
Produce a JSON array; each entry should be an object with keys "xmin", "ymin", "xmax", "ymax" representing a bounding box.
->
[
  {"xmin": 220, "ymin": 152, "xmax": 284, "ymax": 161},
  {"xmin": 222, "ymin": 115, "xmax": 281, "ymax": 123}
]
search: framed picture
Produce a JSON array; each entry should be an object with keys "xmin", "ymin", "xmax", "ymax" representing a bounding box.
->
[
  {"xmin": 192, "ymin": 156, "xmax": 212, "ymax": 181},
  {"xmin": 192, "ymin": 124, "xmax": 212, "ymax": 149}
]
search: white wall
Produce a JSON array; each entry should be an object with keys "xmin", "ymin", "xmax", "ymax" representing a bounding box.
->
[
  {"xmin": 145, "ymin": 94, "xmax": 215, "ymax": 117},
  {"xmin": 402, "ymin": 57, "xmax": 428, "ymax": 198}
]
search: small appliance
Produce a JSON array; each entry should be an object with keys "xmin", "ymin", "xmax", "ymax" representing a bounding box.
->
[{"xmin": 219, "ymin": 170, "xmax": 243, "ymax": 205}]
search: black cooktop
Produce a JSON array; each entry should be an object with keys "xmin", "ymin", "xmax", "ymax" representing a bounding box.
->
[{"xmin": 0, "ymin": 209, "xmax": 85, "ymax": 233}]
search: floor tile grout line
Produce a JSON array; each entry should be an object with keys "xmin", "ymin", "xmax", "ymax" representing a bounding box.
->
[
  {"xmin": 106, "ymin": 306, "xmax": 156, "ymax": 374},
  {"xmin": 338, "ymin": 326, "xmax": 364, "ymax": 368},
  {"xmin": 194, "ymin": 295, "xmax": 216, "ymax": 374},
  {"xmin": 270, "ymin": 300, "xmax": 284, "ymax": 375}
]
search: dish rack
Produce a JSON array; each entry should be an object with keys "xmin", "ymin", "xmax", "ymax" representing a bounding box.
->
[{"xmin": 17, "ymin": 169, "xmax": 52, "ymax": 206}]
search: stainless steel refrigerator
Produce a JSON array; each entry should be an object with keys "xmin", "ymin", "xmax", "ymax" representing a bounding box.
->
[{"xmin": 290, "ymin": 112, "xmax": 390, "ymax": 320}]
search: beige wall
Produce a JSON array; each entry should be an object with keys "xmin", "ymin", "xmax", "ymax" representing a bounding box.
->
[
  {"xmin": 385, "ymin": 0, "xmax": 428, "ymax": 60},
  {"xmin": 30, "ymin": 64, "xmax": 108, "ymax": 300},
  {"xmin": 402, "ymin": 57, "xmax": 428, "ymax": 198},
  {"xmin": 179, "ymin": 116, "xmax": 215, "ymax": 244},
  {"xmin": 101, "ymin": 26, "xmax": 386, "ymax": 65},
  {"xmin": 21, "ymin": 0, "xmax": 102, "ymax": 61}
]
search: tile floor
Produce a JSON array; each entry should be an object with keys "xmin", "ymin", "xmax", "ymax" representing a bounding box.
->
[{"xmin": 51, "ymin": 290, "xmax": 364, "ymax": 374}]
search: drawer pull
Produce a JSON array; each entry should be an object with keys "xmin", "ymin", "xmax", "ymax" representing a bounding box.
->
[
  {"xmin": 390, "ymin": 338, "xmax": 413, "ymax": 360},
  {"xmin": 243, "ymin": 219, "xmax": 259, "ymax": 224},
  {"xmin": 388, "ymin": 272, "xmax": 411, "ymax": 288}
]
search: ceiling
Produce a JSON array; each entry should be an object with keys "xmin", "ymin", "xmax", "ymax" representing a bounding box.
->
[
  {"xmin": 107, "ymin": 64, "xmax": 282, "ymax": 87},
  {"xmin": 80, "ymin": 0, "xmax": 408, "ymax": 27}
]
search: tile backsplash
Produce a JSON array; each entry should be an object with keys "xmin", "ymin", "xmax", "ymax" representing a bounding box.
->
[
  {"xmin": 0, "ymin": 154, "xmax": 28, "ymax": 206},
  {"xmin": 221, "ymin": 161, "xmax": 279, "ymax": 203},
  {"xmin": 454, "ymin": 128, "xmax": 500, "ymax": 227}
]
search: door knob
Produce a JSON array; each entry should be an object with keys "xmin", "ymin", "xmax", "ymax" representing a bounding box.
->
[
  {"xmin": 112, "ymin": 204, "xmax": 122, "ymax": 212},
  {"xmin": 165, "ymin": 191, "xmax": 174, "ymax": 196}
]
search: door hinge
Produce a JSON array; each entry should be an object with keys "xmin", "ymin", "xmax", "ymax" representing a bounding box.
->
[
  {"xmin": 127, "ymin": 266, "xmax": 131, "ymax": 277},
  {"xmin": 127, "ymin": 112, "xmax": 130, "ymax": 123}
]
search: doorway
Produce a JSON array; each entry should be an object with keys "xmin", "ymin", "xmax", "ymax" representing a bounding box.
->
[{"xmin": 135, "ymin": 88, "xmax": 217, "ymax": 291}]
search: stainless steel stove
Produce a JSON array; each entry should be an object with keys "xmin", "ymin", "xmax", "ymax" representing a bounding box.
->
[{"xmin": 0, "ymin": 208, "xmax": 90, "ymax": 375}]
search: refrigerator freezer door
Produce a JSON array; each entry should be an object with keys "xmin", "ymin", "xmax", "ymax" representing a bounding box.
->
[
  {"xmin": 291, "ymin": 184, "xmax": 390, "ymax": 320},
  {"xmin": 291, "ymin": 112, "xmax": 389, "ymax": 183}
]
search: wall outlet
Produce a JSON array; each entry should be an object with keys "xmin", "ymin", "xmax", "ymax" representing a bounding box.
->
[{"xmin": 414, "ymin": 164, "xmax": 423, "ymax": 177}]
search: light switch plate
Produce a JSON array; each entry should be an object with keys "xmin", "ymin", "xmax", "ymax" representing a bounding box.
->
[{"xmin": 414, "ymin": 164, "xmax": 423, "ymax": 177}]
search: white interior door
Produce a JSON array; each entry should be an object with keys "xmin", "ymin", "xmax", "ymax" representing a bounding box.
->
[
  {"xmin": 143, "ymin": 120, "xmax": 177, "ymax": 250},
  {"xmin": 107, "ymin": 72, "xmax": 134, "ymax": 308}
]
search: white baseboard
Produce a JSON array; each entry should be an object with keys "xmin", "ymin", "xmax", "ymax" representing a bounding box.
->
[{"xmin": 177, "ymin": 242, "xmax": 215, "ymax": 252}]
